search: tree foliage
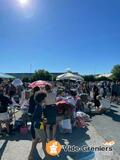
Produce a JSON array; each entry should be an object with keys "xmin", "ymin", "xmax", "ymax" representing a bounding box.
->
[
  {"xmin": 95, "ymin": 76, "xmax": 111, "ymax": 82},
  {"xmin": 31, "ymin": 69, "xmax": 52, "ymax": 81},
  {"xmin": 22, "ymin": 77, "xmax": 30, "ymax": 83},
  {"xmin": 83, "ymin": 75, "xmax": 95, "ymax": 82},
  {"xmin": 111, "ymin": 64, "xmax": 120, "ymax": 81}
]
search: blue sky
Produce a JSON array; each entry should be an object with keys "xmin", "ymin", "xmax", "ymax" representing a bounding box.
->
[{"xmin": 0, "ymin": 0, "xmax": 120, "ymax": 74}]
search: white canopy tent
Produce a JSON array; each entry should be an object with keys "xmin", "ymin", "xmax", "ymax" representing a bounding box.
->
[
  {"xmin": 56, "ymin": 72, "xmax": 84, "ymax": 81},
  {"xmin": 96, "ymin": 73, "xmax": 112, "ymax": 78},
  {"xmin": 0, "ymin": 73, "xmax": 15, "ymax": 79}
]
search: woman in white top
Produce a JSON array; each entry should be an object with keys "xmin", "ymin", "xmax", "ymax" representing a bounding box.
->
[{"xmin": 44, "ymin": 85, "xmax": 57, "ymax": 141}]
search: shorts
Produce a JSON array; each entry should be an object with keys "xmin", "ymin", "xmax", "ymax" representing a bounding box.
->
[
  {"xmin": 44, "ymin": 105, "xmax": 57, "ymax": 125},
  {"xmin": 0, "ymin": 112, "xmax": 10, "ymax": 121},
  {"xmin": 35, "ymin": 128, "xmax": 46, "ymax": 140}
]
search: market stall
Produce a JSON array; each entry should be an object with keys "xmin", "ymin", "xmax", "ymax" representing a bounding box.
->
[{"xmin": 56, "ymin": 71, "xmax": 84, "ymax": 81}]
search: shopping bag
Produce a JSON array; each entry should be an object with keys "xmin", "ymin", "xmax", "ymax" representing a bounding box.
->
[
  {"xmin": 59, "ymin": 119, "xmax": 72, "ymax": 133},
  {"xmin": 61, "ymin": 119, "xmax": 71, "ymax": 130}
]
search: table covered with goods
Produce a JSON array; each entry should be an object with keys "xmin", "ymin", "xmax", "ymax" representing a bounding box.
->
[{"xmin": 56, "ymin": 95, "xmax": 91, "ymax": 134}]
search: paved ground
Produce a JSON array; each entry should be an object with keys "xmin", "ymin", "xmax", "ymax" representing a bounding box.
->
[
  {"xmin": 0, "ymin": 104, "xmax": 120, "ymax": 160},
  {"xmin": 91, "ymin": 103, "xmax": 120, "ymax": 155}
]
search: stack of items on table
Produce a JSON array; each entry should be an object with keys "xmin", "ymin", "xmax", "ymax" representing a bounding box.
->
[
  {"xmin": 56, "ymin": 96, "xmax": 74, "ymax": 133},
  {"xmin": 12, "ymin": 90, "xmax": 32, "ymax": 135},
  {"xmin": 75, "ymin": 111, "xmax": 90, "ymax": 128},
  {"xmin": 56, "ymin": 95, "xmax": 90, "ymax": 134}
]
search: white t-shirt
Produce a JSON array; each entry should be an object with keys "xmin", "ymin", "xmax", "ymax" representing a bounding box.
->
[{"xmin": 45, "ymin": 92, "xmax": 56, "ymax": 105}]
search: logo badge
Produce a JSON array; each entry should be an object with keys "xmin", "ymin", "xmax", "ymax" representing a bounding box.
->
[{"xmin": 46, "ymin": 140, "xmax": 62, "ymax": 156}]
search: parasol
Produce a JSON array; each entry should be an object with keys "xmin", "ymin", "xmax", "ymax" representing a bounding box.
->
[{"xmin": 28, "ymin": 80, "xmax": 52, "ymax": 88}]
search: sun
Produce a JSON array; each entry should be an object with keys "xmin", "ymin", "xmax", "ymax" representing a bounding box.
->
[{"xmin": 19, "ymin": 0, "xmax": 30, "ymax": 6}]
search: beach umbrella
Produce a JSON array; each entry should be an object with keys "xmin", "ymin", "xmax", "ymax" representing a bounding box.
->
[
  {"xmin": 12, "ymin": 79, "xmax": 23, "ymax": 87},
  {"xmin": 28, "ymin": 80, "xmax": 52, "ymax": 88},
  {"xmin": 56, "ymin": 72, "xmax": 84, "ymax": 81},
  {"xmin": 0, "ymin": 73, "xmax": 15, "ymax": 79}
]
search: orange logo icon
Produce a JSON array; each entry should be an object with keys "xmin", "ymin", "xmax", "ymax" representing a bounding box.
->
[{"xmin": 46, "ymin": 140, "xmax": 62, "ymax": 156}]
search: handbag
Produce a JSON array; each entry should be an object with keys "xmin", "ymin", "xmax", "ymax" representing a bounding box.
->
[
  {"xmin": 59, "ymin": 119, "xmax": 72, "ymax": 133},
  {"xmin": 20, "ymin": 126, "xmax": 28, "ymax": 134}
]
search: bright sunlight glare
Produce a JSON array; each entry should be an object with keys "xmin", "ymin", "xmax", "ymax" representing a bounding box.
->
[{"xmin": 19, "ymin": 0, "xmax": 30, "ymax": 7}]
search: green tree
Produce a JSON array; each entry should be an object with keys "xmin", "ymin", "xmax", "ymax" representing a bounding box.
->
[
  {"xmin": 52, "ymin": 75, "xmax": 57, "ymax": 81},
  {"xmin": 112, "ymin": 64, "xmax": 120, "ymax": 80},
  {"xmin": 83, "ymin": 75, "xmax": 95, "ymax": 82},
  {"xmin": 31, "ymin": 69, "xmax": 52, "ymax": 81},
  {"xmin": 95, "ymin": 76, "xmax": 111, "ymax": 82},
  {"xmin": 22, "ymin": 77, "xmax": 30, "ymax": 83}
]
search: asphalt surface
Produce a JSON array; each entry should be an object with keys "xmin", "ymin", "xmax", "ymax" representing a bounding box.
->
[
  {"xmin": 91, "ymin": 103, "xmax": 120, "ymax": 156},
  {"xmin": 0, "ymin": 104, "xmax": 120, "ymax": 160}
]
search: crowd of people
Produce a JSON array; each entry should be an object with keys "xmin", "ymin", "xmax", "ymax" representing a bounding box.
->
[
  {"xmin": 61, "ymin": 80, "xmax": 120, "ymax": 103},
  {"xmin": 0, "ymin": 79, "xmax": 120, "ymax": 159}
]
